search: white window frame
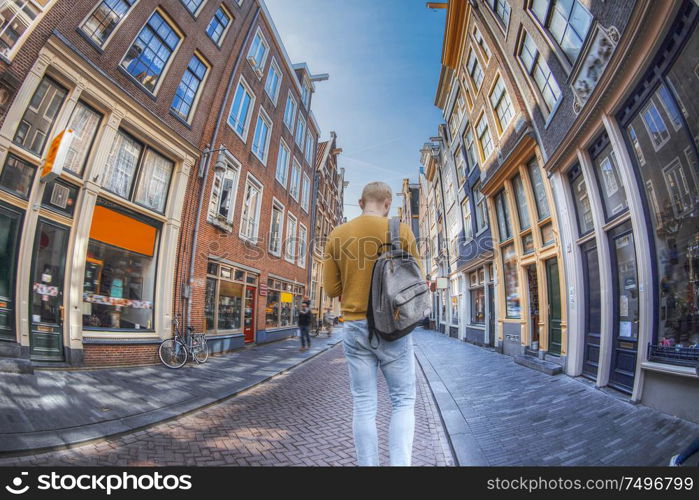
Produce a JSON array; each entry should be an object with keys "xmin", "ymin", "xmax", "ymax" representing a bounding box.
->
[
  {"xmin": 462, "ymin": 197, "xmax": 473, "ymax": 241},
  {"xmin": 207, "ymin": 152, "xmax": 241, "ymax": 225},
  {"xmin": 489, "ymin": 75, "xmax": 514, "ymax": 134},
  {"xmin": 304, "ymin": 133, "xmax": 315, "ymax": 165},
  {"xmin": 251, "ymin": 107, "xmax": 273, "ymax": 164},
  {"xmin": 275, "ymin": 138, "xmax": 291, "ymax": 188},
  {"xmin": 476, "ymin": 114, "xmax": 494, "ymax": 161},
  {"xmin": 247, "ymin": 27, "xmax": 269, "ymax": 78},
  {"xmin": 283, "ymin": 92, "xmax": 297, "ymax": 133},
  {"xmin": 269, "ymin": 198, "xmax": 285, "ymax": 256},
  {"xmin": 295, "ymin": 114, "xmax": 306, "ymax": 148},
  {"xmin": 79, "ymin": 0, "xmax": 137, "ymax": 50},
  {"xmin": 264, "ymin": 57, "xmax": 283, "ymax": 105},
  {"xmin": 226, "ymin": 76, "xmax": 256, "ymax": 143},
  {"xmin": 298, "ymin": 223, "xmax": 308, "ymax": 268},
  {"xmin": 285, "ymin": 212, "xmax": 298, "ymax": 263},
  {"xmin": 301, "ymin": 173, "xmax": 311, "ymax": 213},
  {"xmin": 289, "ymin": 158, "xmax": 302, "ymax": 201},
  {"xmin": 239, "ymin": 173, "xmax": 264, "ymax": 243}
]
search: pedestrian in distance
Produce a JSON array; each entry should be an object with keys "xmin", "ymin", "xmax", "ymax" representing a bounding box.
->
[
  {"xmin": 298, "ymin": 300, "xmax": 312, "ymax": 352},
  {"xmin": 323, "ymin": 181, "xmax": 422, "ymax": 467}
]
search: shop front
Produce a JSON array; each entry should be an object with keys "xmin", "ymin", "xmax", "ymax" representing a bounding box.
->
[{"xmin": 263, "ymin": 276, "xmax": 304, "ymax": 344}]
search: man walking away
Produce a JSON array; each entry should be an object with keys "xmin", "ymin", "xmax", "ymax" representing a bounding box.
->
[
  {"xmin": 298, "ymin": 301, "xmax": 312, "ymax": 352},
  {"xmin": 323, "ymin": 182, "xmax": 422, "ymax": 467}
]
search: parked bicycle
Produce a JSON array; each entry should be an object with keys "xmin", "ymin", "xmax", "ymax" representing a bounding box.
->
[
  {"xmin": 159, "ymin": 315, "xmax": 209, "ymax": 369},
  {"xmin": 310, "ymin": 314, "xmax": 333, "ymax": 338}
]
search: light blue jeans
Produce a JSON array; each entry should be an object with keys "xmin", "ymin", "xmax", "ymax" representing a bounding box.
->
[{"xmin": 342, "ymin": 319, "xmax": 416, "ymax": 466}]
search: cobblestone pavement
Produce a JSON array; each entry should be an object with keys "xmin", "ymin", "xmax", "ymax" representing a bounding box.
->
[
  {"xmin": 413, "ymin": 329, "xmax": 699, "ymax": 466},
  {"xmin": 0, "ymin": 345, "xmax": 454, "ymax": 467}
]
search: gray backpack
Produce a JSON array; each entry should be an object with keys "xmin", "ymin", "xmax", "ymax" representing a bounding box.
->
[{"xmin": 367, "ymin": 217, "xmax": 431, "ymax": 345}]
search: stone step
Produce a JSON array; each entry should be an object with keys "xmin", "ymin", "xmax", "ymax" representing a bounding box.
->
[
  {"xmin": 0, "ymin": 357, "xmax": 34, "ymax": 374},
  {"xmin": 0, "ymin": 342, "xmax": 21, "ymax": 358},
  {"xmin": 514, "ymin": 354, "xmax": 563, "ymax": 376}
]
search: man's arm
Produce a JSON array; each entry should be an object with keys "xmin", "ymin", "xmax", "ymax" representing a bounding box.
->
[{"xmin": 323, "ymin": 233, "xmax": 343, "ymax": 298}]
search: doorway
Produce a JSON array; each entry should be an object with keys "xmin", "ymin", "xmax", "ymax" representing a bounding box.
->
[
  {"xmin": 581, "ymin": 241, "xmax": 601, "ymax": 380},
  {"xmin": 243, "ymin": 285, "xmax": 256, "ymax": 343},
  {"xmin": 0, "ymin": 204, "xmax": 23, "ymax": 342},
  {"xmin": 29, "ymin": 219, "xmax": 70, "ymax": 361},
  {"xmin": 526, "ymin": 264, "xmax": 540, "ymax": 350},
  {"xmin": 546, "ymin": 258, "xmax": 562, "ymax": 355}
]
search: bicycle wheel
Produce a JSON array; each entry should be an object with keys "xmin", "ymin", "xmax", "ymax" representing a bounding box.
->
[
  {"xmin": 192, "ymin": 336, "xmax": 209, "ymax": 364},
  {"xmin": 159, "ymin": 339, "xmax": 187, "ymax": 369}
]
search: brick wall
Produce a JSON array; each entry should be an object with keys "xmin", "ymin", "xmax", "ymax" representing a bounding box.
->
[{"xmin": 83, "ymin": 344, "xmax": 159, "ymax": 367}]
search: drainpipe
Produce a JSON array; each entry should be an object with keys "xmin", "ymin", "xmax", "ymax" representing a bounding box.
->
[{"xmin": 185, "ymin": 5, "xmax": 262, "ymax": 330}]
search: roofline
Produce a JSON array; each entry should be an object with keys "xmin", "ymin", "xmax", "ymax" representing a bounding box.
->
[{"xmin": 259, "ymin": 0, "xmax": 305, "ymax": 97}]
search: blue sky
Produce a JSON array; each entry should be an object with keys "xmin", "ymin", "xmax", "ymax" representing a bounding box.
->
[{"xmin": 265, "ymin": 0, "xmax": 446, "ymax": 219}]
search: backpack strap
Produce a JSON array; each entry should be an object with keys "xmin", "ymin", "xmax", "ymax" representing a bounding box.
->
[{"xmin": 389, "ymin": 217, "xmax": 401, "ymax": 251}]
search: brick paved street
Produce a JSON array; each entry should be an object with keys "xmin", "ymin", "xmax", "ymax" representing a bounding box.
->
[
  {"xmin": 0, "ymin": 345, "xmax": 454, "ymax": 467},
  {"xmin": 413, "ymin": 329, "xmax": 699, "ymax": 466}
]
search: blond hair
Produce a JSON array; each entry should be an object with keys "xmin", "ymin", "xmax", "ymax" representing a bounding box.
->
[{"xmin": 361, "ymin": 182, "xmax": 393, "ymax": 203}]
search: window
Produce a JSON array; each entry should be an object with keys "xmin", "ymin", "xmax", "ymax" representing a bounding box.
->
[
  {"xmin": 207, "ymin": 157, "xmax": 240, "ymax": 223},
  {"xmin": 495, "ymin": 189, "xmax": 513, "ymax": 242},
  {"xmin": 0, "ymin": 154, "xmax": 36, "ymax": 199},
  {"xmin": 285, "ymin": 213, "xmax": 298, "ymax": 263},
  {"xmin": 240, "ymin": 175, "xmax": 262, "ymax": 241},
  {"xmin": 120, "ymin": 11, "xmax": 181, "ymax": 93},
  {"xmin": 473, "ymin": 26, "xmax": 491, "ymax": 60},
  {"xmin": 82, "ymin": 200, "xmax": 160, "ymax": 331},
  {"xmin": 590, "ymin": 145, "xmax": 626, "ymax": 220},
  {"xmin": 275, "ymin": 140, "xmax": 290, "ymax": 187},
  {"xmin": 448, "ymin": 89, "xmax": 466, "ymax": 140},
  {"xmin": 657, "ymin": 84, "xmax": 683, "ymax": 132},
  {"xmin": 283, "ymin": 93, "xmax": 297, "ymax": 132},
  {"xmin": 512, "ymin": 174, "xmax": 531, "ymax": 231},
  {"xmin": 227, "ymin": 78, "xmax": 254, "ymax": 139},
  {"xmin": 444, "ymin": 166, "xmax": 456, "ymax": 209},
  {"xmin": 301, "ymin": 174, "xmax": 310, "ymax": 212},
  {"xmin": 464, "ymin": 127, "xmax": 478, "ymax": 172},
  {"xmin": 301, "ymin": 81, "xmax": 311, "ymax": 109},
  {"xmin": 568, "ymin": 164, "xmax": 594, "ymax": 236},
  {"xmin": 298, "ymin": 224, "xmax": 307, "ymax": 268},
  {"xmin": 476, "ymin": 115, "xmax": 493, "ymax": 160},
  {"xmin": 0, "ymin": 0, "xmax": 54, "ymax": 57},
  {"xmin": 63, "ymin": 101, "xmax": 103, "ymax": 176},
  {"xmin": 462, "ymin": 197, "xmax": 473, "ymax": 240},
  {"xmin": 251, "ymin": 109, "xmax": 272, "ymax": 163},
  {"xmin": 487, "ymin": 0, "xmax": 511, "ymax": 27},
  {"xmin": 474, "ymin": 183, "xmax": 487, "ymax": 232},
  {"xmin": 295, "ymin": 115, "xmax": 306, "ymax": 147},
  {"xmin": 455, "ymin": 147, "xmax": 466, "ymax": 187},
  {"xmin": 247, "ymin": 28, "xmax": 269, "ymax": 75},
  {"xmin": 81, "ymin": 0, "xmax": 136, "ymax": 47},
  {"xmin": 531, "ymin": 0, "xmax": 592, "ymax": 64},
  {"xmin": 466, "ymin": 49, "xmax": 484, "ymax": 90},
  {"xmin": 269, "ymin": 201, "xmax": 284, "ymax": 256},
  {"xmin": 502, "ymin": 244, "xmax": 520, "ymax": 318},
  {"xmin": 519, "ymin": 31, "xmax": 562, "ymax": 115},
  {"xmin": 527, "ymin": 160, "xmax": 551, "ymax": 220},
  {"xmin": 305, "ymin": 133, "xmax": 315, "ymax": 165},
  {"xmin": 102, "ymin": 129, "xmax": 174, "ymax": 214},
  {"xmin": 470, "ymin": 271, "xmax": 485, "ymax": 324},
  {"xmin": 266, "ymin": 279, "xmax": 304, "ymax": 329},
  {"xmin": 490, "ymin": 76, "xmax": 514, "ymax": 132},
  {"xmin": 13, "ymin": 76, "xmax": 67, "ymax": 156},
  {"xmin": 265, "ymin": 58, "xmax": 282, "ymax": 104},
  {"xmin": 289, "ymin": 159, "xmax": 301, "ymax": 200},
  {"xmin": 182, "ymin": 0, "xmax": 204, "ymax": 14},
  {"xmin": 450, "ymin": 277, "xmax": 461, "ymax": 325},
  {"xmin": 205, "ymin": 263, "xmax": 258, "ymax": 332},
  {"xmin": 171, "ymin": 54, "xmax": 208, "ymax": 122},
  {"xmin": 641, "ymin": 101, "xmax": 670, "ymax": 151},
  {"xmin": 206, "ymin": 6, "xmax": 231, "ymax": 46}
]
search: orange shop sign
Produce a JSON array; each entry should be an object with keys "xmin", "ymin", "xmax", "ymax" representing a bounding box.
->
[{"xmin": 40, "ymin": 129, "xmax": 75, "ymax": 183}]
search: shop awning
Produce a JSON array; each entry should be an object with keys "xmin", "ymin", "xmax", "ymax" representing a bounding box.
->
[{"xmin": 90, "ymin": 206, "xmax": 157, "ymax": 256}]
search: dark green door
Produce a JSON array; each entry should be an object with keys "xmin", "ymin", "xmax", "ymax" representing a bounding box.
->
[
  {"xmin": 0, "ymin": 204, "xmax": 23, "ymax": 342},
  {"xmin": 29, "ymin": 219, "xmax": 69, "ymax": 361},
  {"xmin": 546, "ymin": 258, "xmax": 562, "ymax": 355}
]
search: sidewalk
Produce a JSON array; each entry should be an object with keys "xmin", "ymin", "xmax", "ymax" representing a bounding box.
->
[
  {"xmin": 413, "ymin": 328, "xmax": 699, "ymax": 466},
  {"xmin": 0, "ymin": 334, "xmax": 341, "ymax": 455}
]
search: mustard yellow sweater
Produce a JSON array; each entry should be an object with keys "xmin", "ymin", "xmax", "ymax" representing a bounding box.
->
[{"xmin": 322, "ymin": 215, "xmax": 421, "ymax": 321}]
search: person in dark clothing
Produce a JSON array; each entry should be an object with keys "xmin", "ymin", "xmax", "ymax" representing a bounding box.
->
[{"xmin": 298, "ymin": 301, "xmax": 312, "ymax": 351}]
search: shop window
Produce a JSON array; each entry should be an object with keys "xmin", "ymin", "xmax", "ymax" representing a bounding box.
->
[
  {"xmin": 81, "ymin": 0, "xmax": 136, "ymax": 48},
  {"xmin": 495, "ymin": 189, "xmax": 512, "ymax": 242},
  {"xmin": 204, "ymin": 262, "xmax": 256, "ymax": 332},
  {"xmin": 82, "ymin": 201, "xmax": 160, "ymax": 331},
  {"xmin": 621, "ymin": 27, "xmax": 699, "ymax": 353},
  {"xmin": 502, "ymin": 244, "xmax": 520, "ymax": 318},
  {"xmin": 450, "ymin": 277, "xmax": 460, "ymax": 325},
  {"xmin": 41, "ymin": 179, "xmax": 78, "ymax": 217},
  {"xmin": 527, "ymin": 160, "xmax": 551, "ymax": 220},
  {"xmin": 13, "ymin": 76, "xmax": 67, "ymax": 156},
  {"xmin": 206, "ymin": 6, "xmax": 231, "ymax": 46},
  {"xmin": 218, "ymin": 281, "xmax": 243, "ymax": 330},
  {"xmin": 470, "ymin": 271, "xmax": 485, "ymax": 324},
  {"xmin": 205, "ymin": 277, "xmax": 216, "ymax": 330},
  {"xmin": 610, "ymin": 225, "xmax": 639, "ymax": 341},
  {"xmin": 541, "ymin": 223, "xmax": 555, "ymax": 246},
  {"xmin": 63, "ymin": 101, "xmax": 102, "ymax": 176},
  {"xmin": 240, "ymin": 175, "xmax": 263, "ymax": 241},
  {"xmin": 530, "ymin": 0, "xmax": 592, "ymax": 64},
  {"xmin": 568, "ymin": 163, "xmax": 594, "ymax": 236},
  {"xmin": 590, "ymin": 138, "xmax": 627, "ymax": 220},
  {"xmin": 512, "ymin": 174, "xmax": 531, "ymax": 231},
  {"xmin": 120, "ymin": 11, "xmax": 181, "ymax": 92},
  {"xmin": 0, "ymin": 154, "xmax": 36, "ymax": 199},
  {"xmin": 172, "ymin": 54, "xmax": 208, "ymax": 122},
  {"xmin": 265, "ymin": 280, "xmax": 304, "ymax": 329},
  {"xmin": 102, "ymin": 130, "xmax": 174, "ymax": 214}
]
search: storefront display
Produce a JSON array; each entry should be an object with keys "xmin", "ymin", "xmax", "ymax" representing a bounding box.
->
[
  {"xmin": 265, "ymin": 279, "xmax": 304, "ymax": 329},
  {"xmin": 82, "ymin": 201, "xmax": 159, "ymax": 331},
  {"xmin": 205, "ymin": 262, "xmax": 258, "ymax": 333},
  {"xmin": 470, "ymin": 270, "xmax": 485, "ymax": 324},
  {"xmin": 503, "ymin": 244, "xmax": 520, "ymax": 318}
]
